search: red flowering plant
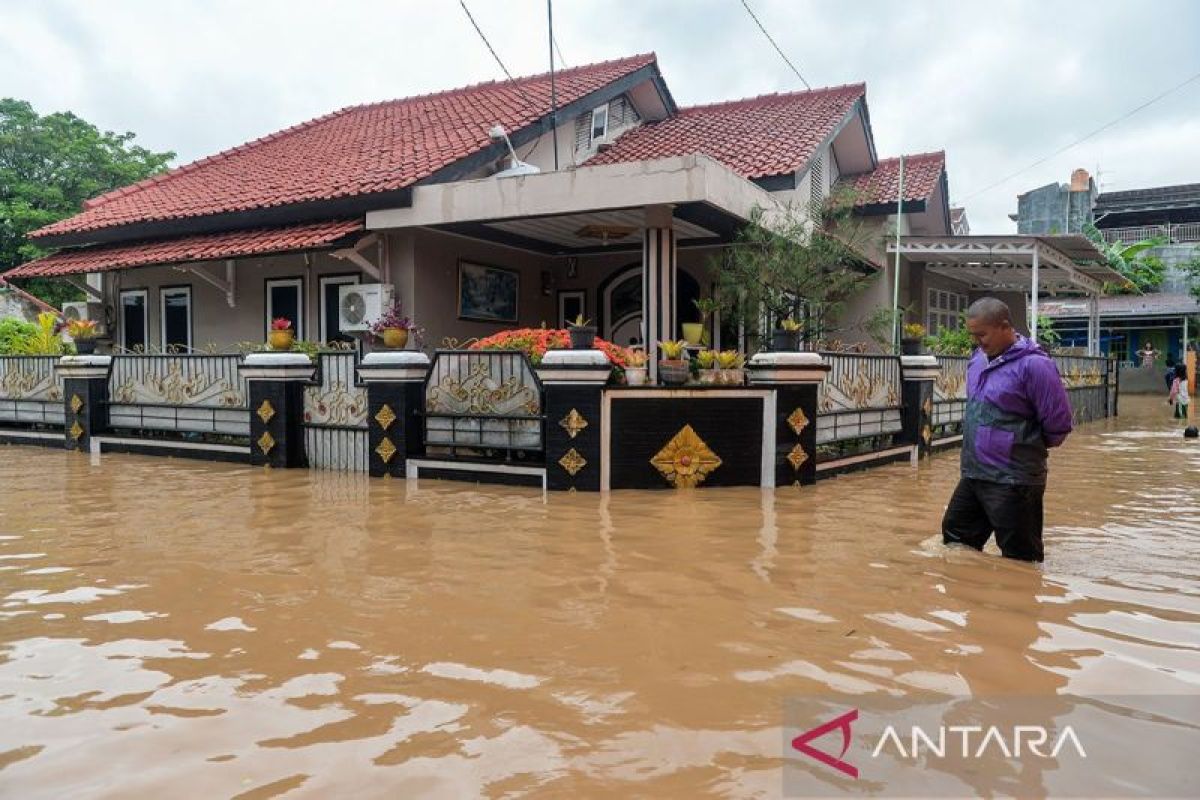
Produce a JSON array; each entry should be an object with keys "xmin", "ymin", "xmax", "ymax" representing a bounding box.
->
[
  {"xmin": 270, "ymin": 317, "xmax": 293, "ymax": 331},
  {"xmin": 469, "ymin": 327, "xmax": 628, "ymax": 368}
]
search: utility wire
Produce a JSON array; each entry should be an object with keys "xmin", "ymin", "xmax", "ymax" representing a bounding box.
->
[
  {"xmin": 553, "ymin": 34, "xmax": 568, "ymax": 70},
  {"xmin": 739, "ymin": 0, "xmax": 811, "ymax": 90},
  {"xmin": 959, "ymin": 69, "xmax": 1200, "ymax": 203}
]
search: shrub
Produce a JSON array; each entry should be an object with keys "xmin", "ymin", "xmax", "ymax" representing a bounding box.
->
[{"xmin": 470, "ymin": 327, "xmax": 627, "ymax": 367}]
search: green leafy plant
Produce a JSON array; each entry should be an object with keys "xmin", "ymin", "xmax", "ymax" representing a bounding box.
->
[
  {"xmin": 624, "ymin": 347, "xmax": 648, "ymax": 368},
  {"xmin": 1035, "ymin": 315, "xmax": 1061, "ymax": 350},
  {"xmin": 66, "ymin": 318, "xmax": 99, "ymax": 340},
  {"xmin": 1082, "ymin": 223, "xmax": 1167, "ymax": 295},
  {"xmin": 902, "ymin": 322, "xmax": 926, "ymax": 339},
  {"xmin": 0, "ymin": 317, "xmax": 37, "ymax": 354},
  {"xmin": 716, "ymin": 349, "xmax": 744, "ymax": 369},
  {"xmin": 15, "ymin": 312, "xmax": 66, "ymax": 355},
  {"xmin": 692, "ymin": 297, "xmax": 718, "ymax": 322},
  {"xmin": 711, "ymin": 191, "xmax": 875, "ymax": 349},
  {"xmin": 924, "ymin": 316, "xmax": 974, "ymax": 356},
  {"xmin": 568, "ymin": 313, "xmax": 593, "ymax": 328},
  {"xmin": 780, "ymin": 317, "xmax": 801, "ymax": 332},
  {"xmin": 658, "ymin": 339, "xmax": 688, "ymax": 360},
  {"xmin": 696, "ymin": 349, "xmax": 717, "ymax": 368}
]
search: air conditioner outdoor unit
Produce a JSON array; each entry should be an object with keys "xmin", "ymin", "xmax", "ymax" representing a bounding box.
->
[
  {"xmin": 61, "ymin": 301, "xmax": 108, "ymax": 337},
  {"xmin": 337, "ymin": 283, "xmax": 392, "ymax": 332}
]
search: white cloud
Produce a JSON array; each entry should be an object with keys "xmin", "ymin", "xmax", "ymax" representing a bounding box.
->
[{"xmin": 1, "ymin": 0, "xmax": 1198, "ymax": 231}]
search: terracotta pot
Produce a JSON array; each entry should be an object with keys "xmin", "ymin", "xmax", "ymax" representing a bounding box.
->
[
  {"xmin": 568, "ymin": 325, "xmax": 596, "ymax": 350},
  {"xmin": 268, "ymin": 329, "xmax": 295, "ymax": 350},
  {"xmin": 721, "ymin": 368, "xmax": 746, "ymax": 386},
  {"xmin": 698, "ymin": 368, "xmax": 719, "ymax": 384},
  {"xmin": 624, "ymin": 366, "xmax": 648, "ymax": 386},
  {"xmin": 381, "ymin": 328, "xmax": 409, "ymax": 349},
  {"xmin": 658, "ymin": 360, "xmax": 690, "ymax": 386},
  {"xmin": 681, "ymin": 323, "xmax": 705, "ymax": 346}
]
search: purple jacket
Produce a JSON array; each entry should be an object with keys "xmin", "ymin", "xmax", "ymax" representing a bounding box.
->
[{"xmin": 961, "ymin": 336, "xmax": 1073, "ymax": 485}]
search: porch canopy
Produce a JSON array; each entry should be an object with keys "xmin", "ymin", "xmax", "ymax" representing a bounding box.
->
[
  {"xmin": 368, "ymin": 154, "xmax": 783, "ymax": 379},
  {"xmin": 887, "ymin": 234, "xmax": 1124, "ymax": 354}
]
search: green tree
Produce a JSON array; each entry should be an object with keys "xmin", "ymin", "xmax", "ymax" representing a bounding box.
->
[
  {"xmin": 0, "ymin": 98, "xmax": 174, "ymax": 306},
  {"xmin": 1181, "ymin": 255, "xmax": 1200, "ymax": 304},
  {"xmin": 712, "ymin": 189, "xmax": 876, "ymax": 349},
  {"xmin": 1082, "ymin": 222, "xmax": 1166, "ymax": 295}
]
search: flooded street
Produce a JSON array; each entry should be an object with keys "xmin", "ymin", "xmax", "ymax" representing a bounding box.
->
[{"xmin": 1, "ymin": 395, "xmax": 1198, "ymax": 798}]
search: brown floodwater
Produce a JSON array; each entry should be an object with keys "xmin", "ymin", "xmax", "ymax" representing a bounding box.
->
[{"xmin": 0, "ymin": 396, "xmax": 1197, "ymax": 798}]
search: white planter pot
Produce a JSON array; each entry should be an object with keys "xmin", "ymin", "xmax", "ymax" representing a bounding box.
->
[{"xmin": 625, "ymin": 366, "xmax": 648, "ymax": 386}]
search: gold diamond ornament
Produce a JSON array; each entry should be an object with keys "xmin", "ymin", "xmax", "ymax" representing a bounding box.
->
[
  {"xmin": 69, "ymin": 421, "xmax": 84, "ymax": 441},
  {"xmin": 257, "ymin": 430, "xmax": 275, "ymax": 455},
  {"xmin": 786, "ymin": 443, "xmax": 808, "ymax": 471},
  {"xmin": 70, "ymin": 394, "xmax": 84, "ymax": 414},
  {"xmin": 650, "ymin": 424, "xmax": 722, "ymax": 488},
  {"xmin": 786, "ymin": 407, "xmax": 809, "ymax": 436},
  {"xmin": 376, "ymin": 436, "xmax": 398, "ymax": 464},
  {"xmin": 374, "ymin": 403, "xmax": 397, "ymax": 431},
  {"xmin": 559, "ymin": 408, "xmax": 588, "ymax": 439},
  {"xmin": 559, "ymin": 447, "xmax": 587, "ymax": 476},
  {"xmin": 256, "ymin": 399, "xmax": 275, "ymax": 424}
]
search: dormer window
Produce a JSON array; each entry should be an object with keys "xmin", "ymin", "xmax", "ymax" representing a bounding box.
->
[{"xmin": 590, "ymin": 104, "xmax": 609, "ymax": 144}]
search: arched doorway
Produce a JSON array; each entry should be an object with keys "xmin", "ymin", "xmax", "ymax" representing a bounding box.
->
[{"xmin": 598, "ymin": 263, "xmax": 701, "ymax": 347}]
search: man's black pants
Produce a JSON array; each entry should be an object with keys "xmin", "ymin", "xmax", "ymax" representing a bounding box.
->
[{"xmin": 941, "ymin": 478, "xmax": 1046, "ymax": 562}]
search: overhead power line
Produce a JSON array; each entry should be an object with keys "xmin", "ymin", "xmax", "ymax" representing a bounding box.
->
[
  {"xmin": 739, "ymin": 0, "xmax": 811, "ymax": 90},
  {"xmin": 960, "ymin": 69, "xmax": 1200, "ymax": 203},
  {"xmin": 553, "ymin": 34, "xmax": 568, "ymax": 70}
]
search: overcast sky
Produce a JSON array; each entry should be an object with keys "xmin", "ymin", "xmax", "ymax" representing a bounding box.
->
[{"xmin": 3, "ymin": 0, "xmax": 1199, "ymax": 231}]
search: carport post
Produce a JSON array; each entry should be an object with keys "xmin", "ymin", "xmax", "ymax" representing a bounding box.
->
[{"xmin": 1030, "ymin": 246, "xmax": 1039, "ymax": 343}]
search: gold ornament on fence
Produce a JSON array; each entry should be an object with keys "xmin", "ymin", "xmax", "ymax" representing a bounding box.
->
[
  {"xmin": 375, "ymin": 436, "xmax": 398, "ymax": 464},
  {"xmin": 257, "ymin": 430, "xmax": 276, "ymax": 455},
  {"xmin": 787, "ymin": 407, "xmax": 809, "ymax": 436},
  {"xmin": 374, "ymin": 404, "xmax": 397, "ymax": 431},
  {"xmin": 69, "ymin": 421, "xmax": 83, "ymax": 441},
  {"xmin": 256, "ymin": 399, "xmax": 275, "ymax": 424},
  {"xmin": 559, "ymin": 408, "xmax": 589, "ymax": 439},
  {"xmin": 786, "ymin": 443, "xmax": 808, "ymax": 471},
  {"xmin": 651, "ymin": 425, "xmax": 722, "ymax": 488},
  {"xmin": 70, "ymin": 394, "xmax": 84, "ymax": 414},
  {"xmin": 559, "ymin": 448, "xmax": 587, "ymax": 476}
]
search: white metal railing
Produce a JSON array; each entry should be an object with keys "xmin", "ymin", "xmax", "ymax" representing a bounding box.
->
[
  {"xmin": 816, "ymin": 353, "xmax": 903, "ymax": 445},
  {"xmin": 107, "ymin": 354, "xmax": 249, "ymax": 436},
  {"xmin": 1100, "ymin": 222, "xmax": 1200, "ymax": 245},
  {"xmin": 0, "ymin": 356, "xmax": 64, "ymax": 426}
]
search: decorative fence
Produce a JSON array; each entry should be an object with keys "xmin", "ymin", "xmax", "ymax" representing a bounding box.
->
[
  {"xmin": 815, "ymin": 354, "xmax": 903, "ymax": 454},
  {"xmin": 932, "ymin": 356, "xmax": 969, "ymax": 440},
  {"xmin": 1053, "ymin": 354, "xmax": 1114, "ymax": 424},
  {"xmin": 0, "ymin": 356, "xmax": 64, "ymax": 427},
  {"xmin": 303, "ymin": 352, "xmax": 368, "ymax": 472},
  {"xmin": 107, "ymin": 354, "xmax": 249, "ymax": 437},
  {"xmin": 423, "ymin": 350, "xmax": 543, "ymax": 459}
]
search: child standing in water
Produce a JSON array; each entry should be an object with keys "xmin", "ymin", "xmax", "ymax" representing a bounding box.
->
[{"xmin": 1168, "ymin": 364, "xmax": 1190, "ymax": 419}]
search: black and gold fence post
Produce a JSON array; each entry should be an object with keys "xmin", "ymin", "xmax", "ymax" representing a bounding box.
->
[
  {"xmin": 358, "ymin": 351, "xmax": 430, "ymax": 478},
  {"xmin": 58, "ymin": 355, "xmax": 112, "ymax": 453},
  {"xmin": 747, "ymin": 352, "xmax": 830, "ymax": 487},
  {"xmin": 239, "ymin": 353, "xmax": 316, "ymax": 468},
  {"xmin": 537, "ymin": 350, "xmax": 611, "ymax": 491},
  {"xmin": 900, "ymin": 355, "xmax": 939, "ymax": 458}
]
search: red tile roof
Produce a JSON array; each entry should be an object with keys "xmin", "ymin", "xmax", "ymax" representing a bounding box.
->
[
  {"xmin": 7, "ymin": 220, "xmax": 363, "ymax": 278},
  {"xmin": 583, "ymin": 84, "xmax": 865, "ymax": 179},
  {"xmin": 31, "ymin": 54, "xmax": 658, "ymax": 241},
  {"xmin": 842, "ymin": 151, "xmax": 945, "ymax": 206}
]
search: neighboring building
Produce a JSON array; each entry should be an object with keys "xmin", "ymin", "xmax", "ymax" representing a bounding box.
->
[
  {"xmin": 4, "ymin": 54, "xmax": 1109, "ymax": 361},
  {"xmin": 1011, "ymin": 168, "xmax": 1097, "ymax": 235},
  {"xmin": 0, "ymin": 276, "xmax": 57, "ymax": 322},
  {"xmin": 949, "ymin": 206, "xmax": 969, "ymax": 235}
]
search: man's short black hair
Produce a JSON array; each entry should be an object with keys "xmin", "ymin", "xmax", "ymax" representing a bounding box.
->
[{"xmin": 966, "ymin": 297, "xmax": 1013, "ymax": 327}]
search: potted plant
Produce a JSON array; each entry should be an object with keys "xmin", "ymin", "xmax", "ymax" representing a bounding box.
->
[
  {"xmin": 66, "ymin": 318, "xmax": 99, "ymax": 354},
  {"xmin": 717, "ymin": 349, "xmax": 745, "ymax": 385},
  {"xmin": 624, "ymin": 347, "xmax": 649, "ymax": 386},
  {"xmin": 567, "ymin": 313, "xmax": 597, "ymax": 350},
  {"xmin": 696, "ymin": 348, "xmax": 719, "ymax": 384},
  {"xmin": 901, "ymin": 322, "xmax": 927, "ymax": 355},
  {"xmin": 657, "ymin": 339, "xmax": 690, "ymax": 386},
  {"xmin": 369, "ymin": 301, "xmax": 417, "ymax": 349},
  {"xmin": 682, "ymin": 298, "xmax": 719, "ymax": 346},
  {"xmin": 268, "ymin": 317, "xmax": 295, "ymax": 350},
  {"xmin": 772, "ymin": 317, "xmax": 801, "ymax": 352}
]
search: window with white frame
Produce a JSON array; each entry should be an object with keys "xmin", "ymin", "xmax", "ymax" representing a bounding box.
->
[
  {"xmin": 160, "ymin": 286, "xmax": 192, "ymax": 351},
  {"xmin": 590, "ymin": 104, "xmax": 609, "ymax": 144},
  {"xmin": 926, "ymin": 288, "xmax": 968, "ymax": 335},
  {"xmin": 120, "ymin": 289, "xmax": 148, "ymax": 352},
  {"xmin": 266, "ymin": 278, "xmax": 304, "ymax": 340}
]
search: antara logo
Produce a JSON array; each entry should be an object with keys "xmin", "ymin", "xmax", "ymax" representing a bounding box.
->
[{"xmin": 791, "ymin": 709, "xmax": 1088, "ymax": 778}]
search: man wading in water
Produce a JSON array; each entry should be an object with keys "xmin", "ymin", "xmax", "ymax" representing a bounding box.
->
[{"xmin": 942, "ymin": 298, "xmax": 1073, "ymax": 562}]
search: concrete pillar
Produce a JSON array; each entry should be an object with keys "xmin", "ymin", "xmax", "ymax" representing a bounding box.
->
[
  {"xmin": 57, "ymin": 355, "xmax": 112, "ymax": 452},
  {"xmin": 642, "ymin": 205, "xmax": 676, "ymax": 384},
  {"xmin": 537, "ymin": 350, "xmax": 610, "ymax": 491},
  {"xmin": 900, "ymin": 355, "xmax": 939, "ymax": 457},
  {"xmin": 239, "ymin": 353, "xmax": 316, "ymax": 468},
  {"xmin": 357, "ymin": 351, "xmax": 430, "ymax": 477},
  {"xmin": 747, "ymin": 352, "xmax": 830, "ymax": 486}
]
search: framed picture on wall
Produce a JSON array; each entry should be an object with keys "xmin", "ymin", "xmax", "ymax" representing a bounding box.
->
[
  {"xmin": 557, "ymin": 289, "xmax": 586, "ymax": 328},
  {"xmin": 458, "ymin": 261, "xmax": 520, "ymax": 323}
]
